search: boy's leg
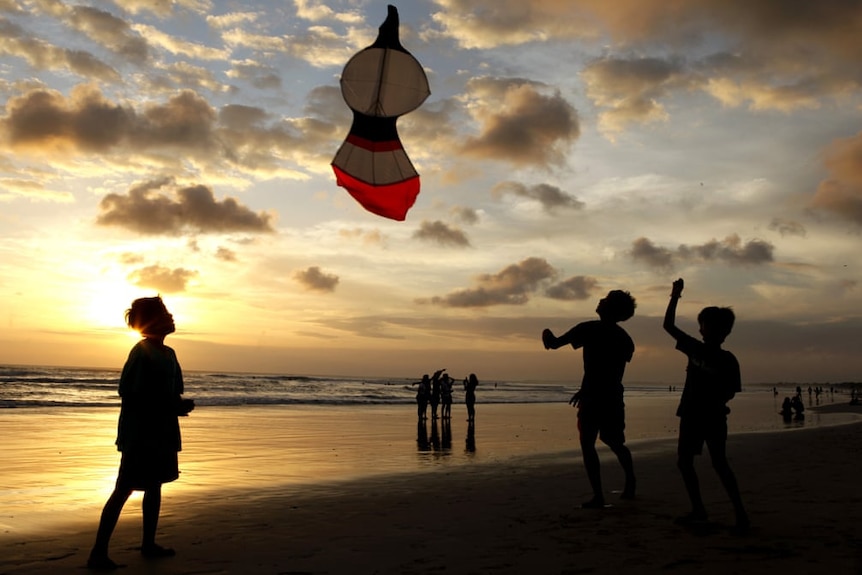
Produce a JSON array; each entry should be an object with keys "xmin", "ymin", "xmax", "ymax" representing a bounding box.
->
[
  {"xmin": 677, "ymin": 420, "xmax": 707, "ymax": 521},
  {"xmin": 607, "ymin": 441, "xmax": 636, "ymax": 499},
  {"xmin": 707, "ymin": 438, "xmax": 749, "ymax": 528},
  {"xmin": 579, "ymin": 420, "xmax": 604, "ymax": 507}
]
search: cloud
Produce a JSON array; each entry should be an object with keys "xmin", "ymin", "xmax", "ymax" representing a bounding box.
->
[
  {"xmin": 582, "ymin": 56, "xmax": 690, "ymax": 137},
  {"xmin": 132, "ymin": 22, "xmax": 229, "ymax": 60},
  {"xmin": 215, "ymin": 246, "xmax": 237, "ymax": 261},
  {"xmin": 449, "ymin": 205, "xmax": 480, "ymax": 225},
  {"xmin": 809, "ymin": 131, "xmax": 862, "ymax": 226},
  {"xmin": 631, "ymin": 235, "xmax": 775, "ymax": 270},
  {"xmin": 96, "ymin": 177, "xmax": 275, "ymax": 235},
  {"xmin": 429, "ymin": 1, "xmax": 862, "ymax": 133},
  {"xmin": 0, "ymin": 18, "xmax": 120, "ymax": 82},
  {"xmin": 768, "ymin": 217, "xmax": 807, "ymax": 237},
  {"xmin": 338, "ymin": 227, "xmax": 386, "ymax": 247},
  {"xmin": 424, "ymin": 257, "xmax": 557, "ymax": 307},
  {"xmin": 545, "ymin": 275, "xmax": 598, "ymax": 301},
  {"xmin": 294, "ymin": 266, "xmax": 339, "ymax": 293},
  {"xmin": 460, "ymin": 77, "xmax": 580, "ymax": 167},
  {"xmin": 127, "ymin": 264, "xmax": 198, "ymax": 293},
  {"xmin": 68, "ymin": 5, "xmax": 150, "ymax": 65},
  {"xmin": 206, "ymin": 11, "xmax": 260, "ymax": 29},
  {"xmin": 491, "ymin": 181, "xmax": 584, "ymax": 213},
  {"xmin": 413, "ymin": 220, "xmax": 470, "ymax": 247},
  {"xmin": 113, "ymin": 0, "xmax": 213, "ymax": 17}
]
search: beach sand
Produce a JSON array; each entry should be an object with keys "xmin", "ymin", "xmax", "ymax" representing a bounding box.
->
[{"xmin": 1, "ymin": 403, "xmax": 860, "ymax": 574}]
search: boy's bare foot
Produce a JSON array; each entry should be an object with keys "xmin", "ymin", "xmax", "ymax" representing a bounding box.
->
[
  {"xmin": 673, "ymin": 511, "xmax": 708, "ymax": 526},
  {"xmin": 86, "ymin": 553, "xmax": 123, "ymax": 570},
  {"xmin": 581, "ymin": 497, "xmax": 608, "ymax": 509}
]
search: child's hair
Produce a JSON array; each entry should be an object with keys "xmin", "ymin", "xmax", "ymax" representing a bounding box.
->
[
  {"xmin": 697, "ymin": 306, "xmax": 735, "ymax": 342},
  {"xmin": 126, "ymin": 296, "xmax": 167, "ymax": 332},
  {"xmin": 604, "ymin": 290, "xmax": 637, "ymax": 322}
]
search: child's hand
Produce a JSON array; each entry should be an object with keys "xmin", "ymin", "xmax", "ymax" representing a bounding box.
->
[
  {"xmin": 541, "ymin": 328, "xmax": 554, "ymax": 349},
  {"xmin": 177, "ymin": 398, "xmax": 195, "ymax": 416},
  {"xmin": 671, "ymin": 278, "xmax": 684, "ymax": 298},
  {"xmin": 569, "ymin": 390, "xmax": 582, "ymax": 407}
]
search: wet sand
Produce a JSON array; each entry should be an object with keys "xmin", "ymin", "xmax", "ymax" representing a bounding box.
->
[{"xmin": 1, "ymin": 403, "xmax": 860, "ymax": 574}]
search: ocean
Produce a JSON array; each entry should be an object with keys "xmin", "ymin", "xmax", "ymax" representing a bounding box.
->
[{"xmin": 1, "ymin": 364, "xmax": 857, "ymax": 437}]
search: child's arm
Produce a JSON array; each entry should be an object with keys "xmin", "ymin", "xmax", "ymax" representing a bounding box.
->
[
  {"xmin": 542, "ymin": 325, "xmax": 581, "ymax": 350},
  {"xmin": 663, "ymin": 278, "xmax": 686, "ymax": 340}
]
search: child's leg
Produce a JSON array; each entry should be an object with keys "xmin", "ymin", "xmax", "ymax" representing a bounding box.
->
[
  {"xmin": 677, "ymin": 451, "xmax": 706, "ymax": 517},
  {"xmin": 89, "ymin": 487, "xmax": 133, "ymax": 563},
  {"xmin": 607, "ymin": 441, "xmax": 636, "ymax": 498},
  {"xmin": 707, "ymin": 439, "xmax": 749, "ymax": 527},
  {"xmin": 141, "ymin": 485, "xmax": 175, "ymax": 556},
  {"xmin": 579, "ymin": 424, "xmax": 604, "ymax": 506}
]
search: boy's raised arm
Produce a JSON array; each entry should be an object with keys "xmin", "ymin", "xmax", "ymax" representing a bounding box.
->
[{"xmin": 663, "ymin": 278, "xmax": 686, "ymax": 339}]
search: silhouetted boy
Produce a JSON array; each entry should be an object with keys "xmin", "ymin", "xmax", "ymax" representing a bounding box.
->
[
  {"xmin": 663, "ymin": 278, "xmax": 749, "ymax": 531},
  {"xmin": 542, "ymin": 290, "xmax": 637, "ymax": 508}
]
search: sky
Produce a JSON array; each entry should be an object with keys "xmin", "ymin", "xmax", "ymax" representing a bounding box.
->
[{"xmin": 0, "ymin": 0, "xmax": 860, "ymax": 384}]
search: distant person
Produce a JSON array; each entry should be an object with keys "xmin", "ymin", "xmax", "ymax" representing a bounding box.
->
[
  {"xmin": 88, "ymin": 297, "xmax": 195, "ymax": 570},
  {"xmin": 463, "ymin": 373, "xmax": 479, "ymax": 422},
  {"xmin": 780, "ymin": 397, "xmax": 793, "ymax": 422},
  {"xmin": 412, "ymin": 375, "xmax": 430, "ymax": 420},
  {"xmin": 791, "ymin": 395, "xmax": 805, "ymax": 419},
  {"xmin": 542, "ymin": 289, "xmax": 637, "ymax": 508},
  {"xmin": 440, "ymin": 373, "xmax": 454, "ymax": 419},
  {"xmin": 430, "ymin": 369, "xmax": 444, "ymax": 419},
  {"xmin": 663, "ymin": 278, "xmax": 749, "ymax": 532}
]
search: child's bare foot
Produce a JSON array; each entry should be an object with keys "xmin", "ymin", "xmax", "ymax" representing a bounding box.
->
[
  {"xmin": 86, "ymin": 553, "xmax": 122, "ymax": 570},
  {"xmin": 581, "ymin": 497, "xmax": 607, "ymax": 509}
]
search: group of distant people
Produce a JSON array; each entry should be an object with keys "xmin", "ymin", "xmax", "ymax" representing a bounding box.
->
[
  {"xmin": 543, "ymin": 278, "xmax": 750, "ymax": 532},
  {"xmin": 412, "ymin": 369, "xmax": 479, "ymax": 422}
]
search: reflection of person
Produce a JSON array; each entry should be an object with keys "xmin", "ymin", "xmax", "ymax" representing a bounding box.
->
[
  {"xmin": 663, "ymin": 279, "xmax": 749, "ymax": 531},
  {"xmin": 88, "ymin": 297, "xmax": 194, "ymax": 570},
  {"xmin": 463, "ymin": 373, "xmax": 478, "ymax": 422},
  {"xmin": 542, "ymin": 290, "xmax": 637, "ymax": 509}
]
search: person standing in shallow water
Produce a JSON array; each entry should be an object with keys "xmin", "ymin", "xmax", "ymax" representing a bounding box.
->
[
  {"xmin": 463, "ymin": 373, "xmax": 478, "ymax": 422},
  {"xmin": 542, "ymin": 290, "xmax": 637, "ymax": 509},
  {"xmin": 663, "ymin": 278, "xmax": 749, "ymax": 532},
  {"xmin": 88, "ymin": 297, "xmax": 195, "ymax": 570}
]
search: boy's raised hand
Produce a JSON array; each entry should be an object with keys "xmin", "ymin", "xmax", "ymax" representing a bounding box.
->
[
  {"xmin": 671, "ymin": 278, "xmax": 685, "ymax": 298},
  {"xmin": 542, "ymin": 328, "xmax": 554, "ymax": 350}
]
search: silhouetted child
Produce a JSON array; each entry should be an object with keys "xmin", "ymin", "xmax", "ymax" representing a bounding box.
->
[
  {"xmin": 542, "ymin": 290, "xmax": 637, "ymax": 508},
  {"xmin": 87, "ymin": 297, "xmax": 194, "ymax": 570},
  {"xmin": 463, "ymin": 373, "xmax": 478, "ymax": 422},
  {"xmin": 430, "ymin": 368, "xmax": 444, "ymax": 419},
  {"xmin": 780, "ymin": 397, "xmax": 793, "ymax": 422},
  {"xmin": 663, "ymin": 278, "xmax": 749, "ymax": 532}
]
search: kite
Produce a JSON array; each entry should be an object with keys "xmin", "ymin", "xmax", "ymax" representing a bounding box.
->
[{"xmin": 332, "ymin": 5, "xmax": 430, "ymax": 221}]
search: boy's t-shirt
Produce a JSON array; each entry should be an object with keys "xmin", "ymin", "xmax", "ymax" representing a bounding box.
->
[
  {"xmin": 564, "ymin": 320, "xmax": 634, "ymax": 405},
  {"xmin": 674, "ymin": 332, "xmax": 741, "ymax": 420}
]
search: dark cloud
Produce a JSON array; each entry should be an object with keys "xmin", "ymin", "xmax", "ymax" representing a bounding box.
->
[
  {"xmin": 492, "ymin": 181, "xmax": 584, "ymax": 213},
  {"xmin": 0, "ymin": 18, "xmax": 120, "ymax": 82},
  {"xmin": 809, "ymin": 131, "xmax": 862, "ymax": 226},
  {"xmin": 68, "ymin": 5, "xmax": 150, "ymax": 65},
  {"xmin": 631, "ymin": 235, "xmax": 774, "ymax": 270},
  {"xmin": 294, "ymin": 266, "xmax": 339, "ymax": 293},
  {"xmin": 545, "ymin": 275, "xmax": 598, "ymax": 301},
  {"xmin": 450, "ymin": 205, "xmax": 480, "ymax": 225},
  {"xmin": 96, "ymin": 177, "xmax": 274, "ymax": 235},
  {"xmin": 424, "ymin": 257, "xmax": 557, "ymax": 307},
  {"xmin": 215, "ymin": 246, "xmax": 237, "ymax": 262},
  {"xmin": 127, "ymin": 264, "xmax": 197, "ymax": 293},
  {"xmin": 413, "ymin": 220, "xmax": 471, "ymax": 247},
  {"xmin": 768, "ymin": 217, "xmax": 807, "ymax": 237},
  {"xmin": 461, "ymin": 77, "xmax": 579, "ymax": 167}
]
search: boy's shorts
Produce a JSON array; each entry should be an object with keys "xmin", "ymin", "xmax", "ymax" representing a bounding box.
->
[
  {"xmin": 577, "ymin": 401, "xmax": 626, "ymax": 445},
  {"xmin": 677, "ymin": 416, "xmax": 727, "ymax": 456}
]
